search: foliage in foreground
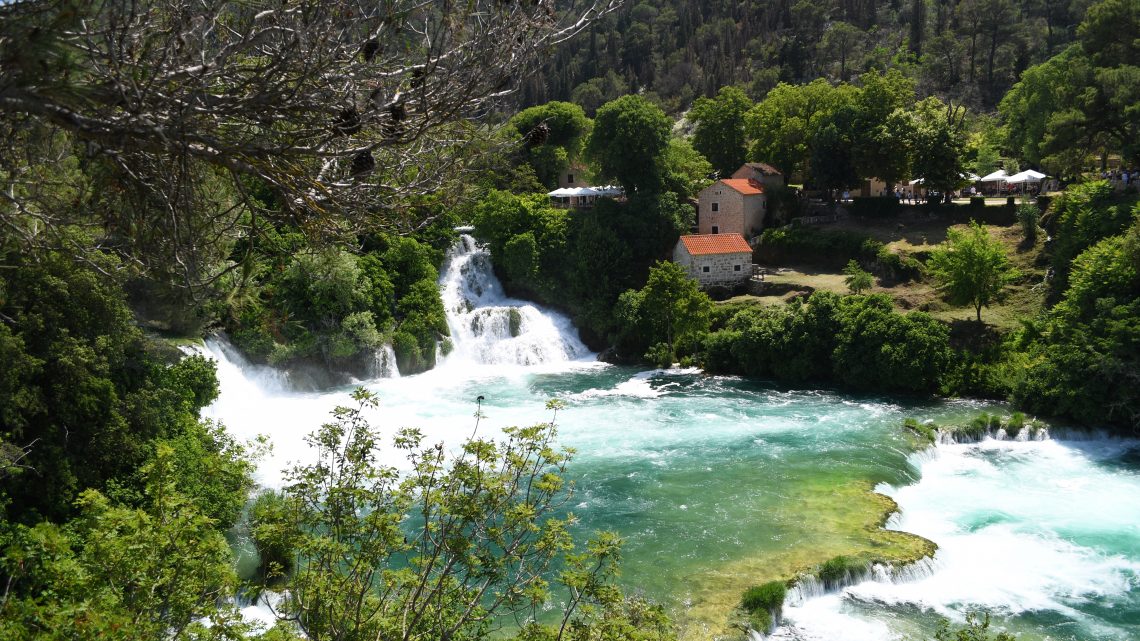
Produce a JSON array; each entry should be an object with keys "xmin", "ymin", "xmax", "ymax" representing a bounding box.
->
[
  {"xmin": 0, "ymin": 250, "xmax": 253, "ymax": 525},
  {"xmin": 250, "ymin": 391, "xmax": 675, "ymax": 641},
  {"xmin": 932, "ymin": 612, "xmax": 1016, "ymax": 641}
]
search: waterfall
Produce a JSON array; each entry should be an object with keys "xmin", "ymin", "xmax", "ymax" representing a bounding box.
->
[
  {"xmin": 368, "ymin": 344, "xmax": 401, "ymax": 379},
  {"xmin": 438, "ymin": 234, "xmax": 590, "ymax": 366}
]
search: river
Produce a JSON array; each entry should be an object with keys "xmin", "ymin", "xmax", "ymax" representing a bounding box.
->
[{"xmin": 200, "ymin": 236, "xmax": 1140, "ymax": 640}]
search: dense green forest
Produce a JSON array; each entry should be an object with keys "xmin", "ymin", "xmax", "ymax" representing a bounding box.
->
[
  {"xmin": 521, "ymin": 0, "xmax": 1090, "ymax": 114},
  {"xmin": 1, "ymin": 0, "xmax": 1137, "ymax": 639}
]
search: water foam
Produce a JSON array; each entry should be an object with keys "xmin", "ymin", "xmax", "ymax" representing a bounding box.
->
[
  {"xmin": 774, "ymin": 438, "xmax": 1140, "ymax": 640},
  {"xmin": 438, "ymin": 235, "xmax": 590, "ymax": 367}
]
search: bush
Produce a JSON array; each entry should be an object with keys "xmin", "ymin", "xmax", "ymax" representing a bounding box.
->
[
  {"xmin": 742, "ymin": 581, "xmax": 787, "ymax": 613},
  {"xmin": 249, "ymin": 490, "xmax": 295, "ymax": 584},
  {"xmin": 1017, "ymin": 204, "xmax": 1039, "ymax": 243},
  {"xmin": 1007, "ymin": 412, "xmax": 1026, "ymax": 430},
  {"xmin": 701, "ymin": 292, "xmax": 952, "ymax": 394}
]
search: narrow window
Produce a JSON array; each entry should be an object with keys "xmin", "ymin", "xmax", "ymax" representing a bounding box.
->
[
  {"xmin": 567, "ymin": 174, "xmax": 574, "ymax": 183},
  {"xmin": 711, "ymin": 202, "xmax": 719, "ymax": 212},
  {"xmin": 702, "ymin": 266, "xmax": 710, "ymax": 273},
  {"xmin": 734, "ymin": 264, "xmax": 741, "ymax": 272},
  {"xmin": 712, "ymin": 225, "xmax": 719, "ymax": 234}
]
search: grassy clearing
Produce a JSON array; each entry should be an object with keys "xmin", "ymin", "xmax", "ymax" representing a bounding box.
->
[{"xmin": 736, "ymin": 213, "xmax": 1050, "ymax": 332}]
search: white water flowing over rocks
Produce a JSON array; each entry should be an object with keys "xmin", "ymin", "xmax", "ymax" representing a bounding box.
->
[
  {"xmin": 197, "ymin": 233, "xmax": 596, "ymax": 487},
  {"xmin": 438, "ymin": 235, "xmax": 589, "ymax": 367},
  {"xmin": 771, "ymin": 437, "xmax": 1140, "ymax": 641}
]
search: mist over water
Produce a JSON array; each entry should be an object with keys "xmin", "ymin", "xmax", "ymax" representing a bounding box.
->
[{"xmin": 200, "ymin": 236, "xmax": 1140, "ymax": 640}]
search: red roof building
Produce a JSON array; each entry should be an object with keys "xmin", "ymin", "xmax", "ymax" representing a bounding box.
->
[
  {"xmin": 673, "ymin": 234, "xmax": 753, "ymax": 288},
  {"xmin": 678, "ymin": 233, "xmax": 753, "ymax": 255},
  {"xmin": 720, "ymin": 178, "xmax": 765, "ymax": 195}
]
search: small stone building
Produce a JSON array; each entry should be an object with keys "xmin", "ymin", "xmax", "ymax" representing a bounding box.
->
[
  {"xmin": 558, "ymin": 162, "xmax": 590, "ymax": 189},
  {"xmin": 731, "ymin": 162, "xmax": 785, "ymax": 189},
  {"xmin": 697, "ymin": 178, "xmax": 768, "ymax": 239},
  {"xmin": 673, "ymin": 234, "xmax": 753, "ymax": 288}
]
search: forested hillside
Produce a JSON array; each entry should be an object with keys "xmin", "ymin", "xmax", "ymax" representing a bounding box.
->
[{"xmin": 521, "ymin": 0, "xmax": 1087, "ymax": 113}]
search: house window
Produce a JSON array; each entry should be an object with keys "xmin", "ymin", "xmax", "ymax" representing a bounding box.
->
[
  {"xmin": 702, "ymin": 266, "xmax": 710, "ymax": 273},
  {"xmin": 567, "ymin": 174, "xmax": 574, "ymax": 183},
  {"xmin": 734, "ymin": 264, "xmax": 741, "ymax": 272},
  {"xmin": 712, "ymin": 225, "xmax": 719, "ymax": 234},
  {"xmin": 711, "ymin": 202, "xmax": 719, "ymax": 212}
]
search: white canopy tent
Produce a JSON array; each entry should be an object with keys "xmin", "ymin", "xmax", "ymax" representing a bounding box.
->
[
  {"xmin": 980, "ymin": 169, "xmax": 1009, "ymax": 182},
  {"xmin": 547, "ymin": 185, "xmax": 624, "ymax": 208},
  {"xmin": 1006, "ymin": 170, "xmax": 1047, "ymax": 184}
]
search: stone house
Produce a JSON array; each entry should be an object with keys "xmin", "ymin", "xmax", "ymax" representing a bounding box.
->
[
  {"xmin": 731, "ymin": 162, "xmax": 785, "ymax": 189},
  {"xmin": 673, "ymin": 234, "xmax": 753, "ymax": 288},
  {"xmin": 558, "ymin": 162, "xmax": 590, "ymax": 189},
  {"xmin": 696, "ymin": 178, "xmax": 768, "ymax": 239}
]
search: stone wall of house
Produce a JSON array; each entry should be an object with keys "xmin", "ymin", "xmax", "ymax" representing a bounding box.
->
[
  {"xmin": 558, "ymin": 163, "xmax": 590, "ymax": 189},
  {"xmin": 697, "ymin": 184, "xmax": 744, "ymax": 235},
  {"xmin": 673, "ymin": 244, "xmax": 751, "ymax": 288},
  {"xmin": 743, "ymin": 195, "xmax": 767, "ymax": 237}
]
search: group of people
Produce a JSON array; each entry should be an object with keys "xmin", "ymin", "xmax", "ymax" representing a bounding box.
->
[{"xmin": 1104, "ymin": 168, "xmax": 1138, "ymax": 189}]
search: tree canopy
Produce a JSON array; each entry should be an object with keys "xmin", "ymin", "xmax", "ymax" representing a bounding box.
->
[
  {"xmin": 586, "ymin": 95, "xmax": 673, "ymax": 194},
  {"xmin": 929, "ymin": 222, "xmax": 1019, "ymax": 322}
]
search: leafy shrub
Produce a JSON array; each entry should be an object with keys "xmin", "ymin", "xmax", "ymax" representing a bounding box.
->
[
  {"xmin": 1017, "ymin": 204, "xmax": 1040, "ymax": 243},
  {"xmin": 701, "ymin": 292, "xmax": 951, "ymax": 393}
]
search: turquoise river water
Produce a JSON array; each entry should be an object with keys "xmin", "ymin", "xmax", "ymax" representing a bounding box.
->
[{"xmin": 200, "ymin": 237, "xmax": 1140, "ymax": 641}]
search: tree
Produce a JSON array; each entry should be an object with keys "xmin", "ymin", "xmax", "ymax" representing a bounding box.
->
[
  {"xmin": 843, "ymin": 260, "xmax": 874, "ymax": 293},
  {"xmin": 928, "ymin": 221, "xmax": 1019, "ymax": 322},
  {"xmin": 586, "ymin": 95, "xmax": 672, "ymax": 194},
  {"xmin": 820, "ymin": 22, "xmax": 864, "ymax": 81},
  {"xmin": 688, "ymin": 86, "xmax": 753, "ymax": 177},
  {"xmin": 809, "ymin": 110, "xmax": 859, "ymax": 193},
  {"xmin": 260, "ymin": 390, "xmax": 670, "ymax": 641},
  {"xmin": 745, "ymin": 79, "xmax": 857, "ymax": 179},
  {"xmin": 910, "ymin": 98, "xmax": 967, "ymax": 200},
  {"xmin": 0, "ymin": 0, "xmax": 619, "ymax": 286},
  {"xmin": 0, "ymin": 447, "xmax": 247, "ymax": 641},
  {"xmin": 662, "ymin": 138, "xmax": 715, "ymax": 198},
  {"xmin": 850, "ymin": 70, "xmax": 918, "ymax": 188},
  {"xmin": 510, "ymin": 102, "xmax": 594, "ymax": 189},
  {"xmin": 613, "ymin": 261, "xmax": 713, "ymax": 363}
]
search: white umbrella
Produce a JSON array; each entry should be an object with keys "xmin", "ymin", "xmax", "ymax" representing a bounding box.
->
[{"xmin": 980, "ymin": 169, "xmax": 1008, "ymax": 182}]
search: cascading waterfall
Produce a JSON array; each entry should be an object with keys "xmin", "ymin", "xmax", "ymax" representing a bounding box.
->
[
  {"xmin": 438, "ymin": 234, "xmax": 590, "ymax": 366},
  {"xmin": 369, "ymin": 343, "xmax": 401, "ymax": 379}
]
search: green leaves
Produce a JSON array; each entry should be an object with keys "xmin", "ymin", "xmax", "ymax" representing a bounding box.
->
[
  {"xmin": 928, "ymin": 221, "xmax": 1019, "ymax": 323},
  {"xmin": 689, "ymin": 86, "xmax": 753, "ymax": 177},
  {"xmin": 586, "ymin": 95, "xmax": 672, "ymax": 194},
  {"xmin": 267, "ymin": 391, "xmax": 647, "ymax": 641}
]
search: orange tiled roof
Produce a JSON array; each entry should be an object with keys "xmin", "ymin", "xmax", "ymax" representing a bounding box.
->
[
  {"xmin": 721, "ymin": 178, "xmax": 765, "ymax": 195},
  {"xmin": 679, "ymin": 234, "xmax": 752, "ymax": 256}
]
